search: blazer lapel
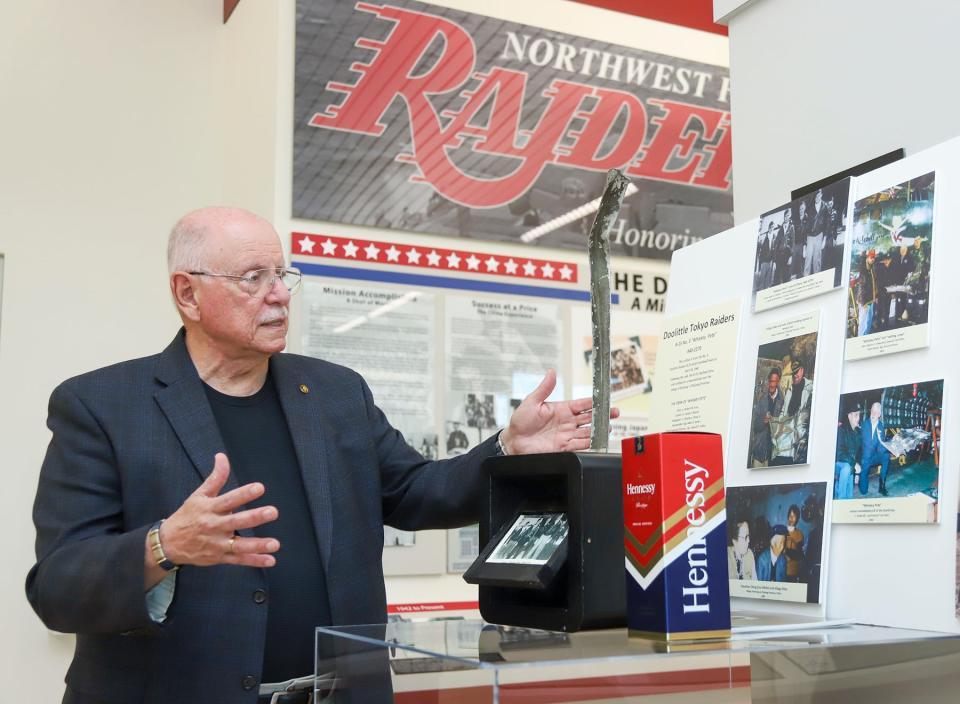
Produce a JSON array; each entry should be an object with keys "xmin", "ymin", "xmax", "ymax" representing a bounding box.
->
[
  {"xmin": 153, "ymin": 330, "xmax": 238, "ymax": 493},
  {"xmin": 271, "ymin": 354, "xmax": 334, "ymax": 570}
]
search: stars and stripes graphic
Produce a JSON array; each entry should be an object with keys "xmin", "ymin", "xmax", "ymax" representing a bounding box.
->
[{"xmin": 293, "ymin": 232, "xmax": 578, "ymax": 283}]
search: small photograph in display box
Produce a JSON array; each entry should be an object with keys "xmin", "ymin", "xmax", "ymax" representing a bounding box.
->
[
  {"xmin": 487, "ymin": 513, "xmax": 568, "ymax": 565},
  {"xmin": 845, "ymin": 172, "xmax": 935, "ymax": 360},
  {"xmin": 726, "ymin": 482, "xmax": 827, "ymax": 604},
  {"xmin": 752, "ymin": 178, "xmax": 850, "ymax": 312},
  {"xmin": 747, "ymin": 311, "xmax": 819, "ymax": 469},
  {"xmin": 833, "ymin": 379, "xmax": 943, "ymax": 524}
]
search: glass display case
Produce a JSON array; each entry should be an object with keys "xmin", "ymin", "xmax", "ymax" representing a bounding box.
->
[{"xmin": 314, "ymin": 618, "xmax": 960, "ymax": 703}]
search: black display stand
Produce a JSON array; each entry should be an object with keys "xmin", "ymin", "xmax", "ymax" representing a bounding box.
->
[{"xmin": 466, "ymin": 452, "xmax": 625, "ymax": 632}]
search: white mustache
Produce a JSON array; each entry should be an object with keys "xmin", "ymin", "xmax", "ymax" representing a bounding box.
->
[{"xmin": 259, "ymin": 308, "xmax": 288, "ymax": 325}]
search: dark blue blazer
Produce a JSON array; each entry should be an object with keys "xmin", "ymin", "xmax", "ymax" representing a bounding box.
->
[
  {"xmin": 861, "ymin": 418, "xmax": 886, "ymax": 457},
  {"xmin": 26, "ymin": 331, "xmax": 497, "ymax": 704}
]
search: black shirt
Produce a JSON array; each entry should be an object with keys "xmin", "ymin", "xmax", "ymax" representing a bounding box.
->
[{"xmin": 204, "ymin": 372, "xmax": 332, "ymax": 683}]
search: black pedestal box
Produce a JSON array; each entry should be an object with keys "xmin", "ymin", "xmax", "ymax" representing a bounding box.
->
[{"xmin": 464, "ymin": 452, "xmax": 625, "ymax": 632}]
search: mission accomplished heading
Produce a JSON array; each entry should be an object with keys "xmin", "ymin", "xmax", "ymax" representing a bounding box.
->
[{"xmin": 662, "ymin": 313, "xmax": 737, "ymax": 340}]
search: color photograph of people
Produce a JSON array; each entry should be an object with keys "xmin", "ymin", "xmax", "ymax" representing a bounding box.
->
[
  {"xmin": 583, "ymin": 335, "xmax": 652, "ymax": 398},
  {"xmin": 753, "ymin": 178, "xmax": 849, "ymax": 297},
  {"xmin": 834, "ymin": 380, "xmax": 942, "ymax": 508},
  {"xmin": 488, "ymin": 513, "xmax": 568, "ymax": 564},
  {"xmin": 847, "ymin": 172, "xmax": 934, "ymax": 339},
  {"xmin": 726, "ymin": 483, "xmax": 827, "ymax": 603},
  {"xmin": 748, "ymin": 332, "xmax": 817, "ymax": 468}
]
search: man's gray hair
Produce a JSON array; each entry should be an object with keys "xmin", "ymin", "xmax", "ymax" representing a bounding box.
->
[{"xmin": 167, "ymin": 215, "xmax": 209, "ymax": 274}]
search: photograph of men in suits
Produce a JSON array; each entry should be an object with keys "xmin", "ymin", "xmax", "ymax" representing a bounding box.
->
[{"xmin": 25, "ymin": 207, "xmax": 615, "ymax": 704}]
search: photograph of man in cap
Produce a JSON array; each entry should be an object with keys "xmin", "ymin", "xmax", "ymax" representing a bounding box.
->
[
  {"xmin": 835, "ymin": 397, "xmax": 862, "ymax": 500},
  {"xmin": 776, "ymin": 357, "xmax": 814, "ymax": 465},
  {"xmin": 756, "ymin": 525, "xmax": 788, "ymax": 582}
]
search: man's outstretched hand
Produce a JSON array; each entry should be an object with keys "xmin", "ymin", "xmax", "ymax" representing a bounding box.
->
[
  {"xmin": 144, "ymin": 453, "xmax": 280, "ymax": 589},
  {"xmin": 498, "ymin": 369, "xmax": 620, "ymax": 454}
]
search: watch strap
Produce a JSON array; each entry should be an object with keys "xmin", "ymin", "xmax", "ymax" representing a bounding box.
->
[{"xmin": 148, "ymin": 520, "xmax": 179, "ymax": 572}]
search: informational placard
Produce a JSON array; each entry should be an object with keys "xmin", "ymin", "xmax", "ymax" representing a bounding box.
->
[
  {"xmin": 833, "ymin": 379, "xmax": 943, "ymax": 524},
  {"xmin": 301, "ymin": 281, "xmax": 446, "ymax": 574},
  {"xmin": 752, "ymin": 179, "xmax": 850, "ymax": 312},
  {"xmin": 444, "ymin": 295, "xmax": 562, "ymax": 450},
  {"xmin": 648, "ymin": 298, "xmax": 742, "ymax": 439},
  {"xmin": 746, "ymin": 311, "xmax": 820, "ymax": 469},
  {"xmin": 727, "ymin": 482, "xmax": 828, "ymax": 604},
  {"xmin": 845, "ymin": 172, "xmax": 935, "ymax": 360},
  {"xmin": 302, "ymin": 281, "xmax": 436, "ymax": 435}
]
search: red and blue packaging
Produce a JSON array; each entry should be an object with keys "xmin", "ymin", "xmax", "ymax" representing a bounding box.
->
[{"xmin": 622, "ymin": 432, "xmax": 730, "ymax": 640}]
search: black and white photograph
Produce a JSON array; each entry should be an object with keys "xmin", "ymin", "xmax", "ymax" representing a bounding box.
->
[
  {"xmin": 487, "ymin": 513, "xmax": 569, "ymax": 564},
  {"xmin": 833, "ymin": 380, "xmax": 943, "ymax": 524},
  {"xmin": 727, "ymin": 482, "xmax": 828, "ymax": 604},
  {"xmin": 752, "ymin": 178, "xmax": 850, "ymax": 311},
  {"xmin": 747, "ymin": 312, "xmax": 819, "ymax": 469},
  {"xmin": 446, "ymin": 392, "xmax": 506, "ymax": 452}
]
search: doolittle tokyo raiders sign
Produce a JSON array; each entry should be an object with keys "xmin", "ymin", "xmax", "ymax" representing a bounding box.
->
[{"xmin": 294, "ymin": 0, "xmax": 732, "ymax": 260}]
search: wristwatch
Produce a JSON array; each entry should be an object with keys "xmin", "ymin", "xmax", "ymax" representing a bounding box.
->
[{"xmin": 148, "ymin": 520, "xmax": 179, "ymax": 572}]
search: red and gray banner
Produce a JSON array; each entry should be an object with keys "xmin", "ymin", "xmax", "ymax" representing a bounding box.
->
[{"xmin": 294, "ymin": 0, "xmax": 732, "ymax": 260}]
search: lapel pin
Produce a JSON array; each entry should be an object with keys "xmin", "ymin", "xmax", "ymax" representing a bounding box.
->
[{"xmin": 299, "ymin": 384, "xmax": 310, "ymax": 394}]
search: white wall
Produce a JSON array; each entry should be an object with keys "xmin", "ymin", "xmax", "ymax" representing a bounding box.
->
[
  {"xmin": 0, "ymin": 1, "xmax": 281, "ymax": 699},
  {"xmin": 724, "ymin": 0, "xmax": 960, "ymax": 221},
  {"xmin": 0, "ymin": 0, "xmax": 724, "ymax": 697}
]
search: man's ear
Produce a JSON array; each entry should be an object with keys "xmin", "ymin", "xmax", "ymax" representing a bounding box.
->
[{"xmin": 171, "ymin": 273, "xmax": 201, "ymax": 322}]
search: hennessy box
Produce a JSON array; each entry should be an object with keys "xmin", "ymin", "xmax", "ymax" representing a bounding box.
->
[{"xmin": 622, "ymin": 433, "xmax": 731, "ymax": 641}]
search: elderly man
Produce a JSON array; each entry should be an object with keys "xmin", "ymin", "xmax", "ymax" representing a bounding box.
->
[
  {"xmin": 860, "ymin": 401, "xmax": 891, "ymax": 496},
  {"xmin": 756, "ymin": 525, "xmax": 788, "ymax": 582},
  {"xmin": 27, "ymin": 207, "xmax": 614, "ymax": 704},
  {"xmin": 727, "ymin": 520, "xmax": 756, "ymax": 581}
]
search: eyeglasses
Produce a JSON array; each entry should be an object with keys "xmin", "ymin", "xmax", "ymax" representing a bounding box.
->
[{"xmin": 189, "ymin": 267, "xmax": 302, "ymax": 297}]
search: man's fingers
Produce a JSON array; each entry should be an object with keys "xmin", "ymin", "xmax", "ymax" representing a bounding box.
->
[
  {"xmin": 222, "ymin": 537, "xmax": 280, "ymax": 568},
  {"xmin": 563, "ymin": 438, "xmax": 591, "ymax": 452},
  {"xmin": 229, "ymin": 536, "xmax": 281, "ymax": 555},
  {"xmin": 571, "ymin": 425, "xmax": 591, "ymax": 440},
  {"xmin": 223, "ymin": 553, "xmax": 278, "ymax": 568},
  {"xmin": 196, "ymin": 452, "xmax": 231, "ymax": 497},
  {"xmin": 223, "ymin": 505, "xmax": 279, "ymax": 532},
  {"xmin": 568, "ymin": 397, "xmax": 593, "ymax": 415},
  {"xmin": 526, "ymin": 369, "xmax": 557, "ymax": 405},
  {"xmin": 210, "ymin": 482, "xmax": 266, "ymax": 513}
]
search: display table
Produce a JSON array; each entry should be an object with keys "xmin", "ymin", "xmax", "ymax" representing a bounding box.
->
[{"xmin": 314, "ymin": 618, "xmax": 960, "ymax": 703}]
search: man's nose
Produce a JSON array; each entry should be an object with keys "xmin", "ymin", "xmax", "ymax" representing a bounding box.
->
[{"xmin": 264, "ymin": 276, "xmax": 291, "ymax": 304}]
